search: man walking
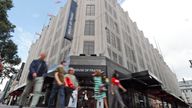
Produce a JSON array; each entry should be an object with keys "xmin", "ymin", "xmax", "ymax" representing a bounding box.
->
[
  {"xmin": 19, "ymin": 53, "xmax": 48, "ymax": 108},
  {"xmin": 64, "ymin": 68, "xmax": 79, "ymax": 107},
  {"xmin": 48, "ymin": 61, "xmax": 66, "ymax": 108}
]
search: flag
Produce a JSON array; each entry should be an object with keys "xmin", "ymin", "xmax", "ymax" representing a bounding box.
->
[
  {"xmin": 35, "ymin": 32, "xmax": 41, "ymax": 36},
  {"xmin": 55, "ymin": 0, "xmax": 61, "ymax": 4},
  {"xmin": 47, "ymin": 13, "xmax": 54, "ymax": 17}
]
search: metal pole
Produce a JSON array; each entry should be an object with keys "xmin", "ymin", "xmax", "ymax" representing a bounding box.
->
[{"xmin": 189, "ymin": 60, "xmax": 192, "ymax": 68}]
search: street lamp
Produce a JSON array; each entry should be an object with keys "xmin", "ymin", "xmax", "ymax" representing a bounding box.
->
[{"xmin": 189, "ymin": 60, "xmax": 192, "ymax": 68}]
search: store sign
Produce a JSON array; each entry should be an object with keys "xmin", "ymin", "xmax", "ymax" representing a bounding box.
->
[
  {"xmin": 64, "ymin": 0, "xmax": 77, "ymax": 40},
  {"xmin": 70, "ymin": 65, "xmax": 106, "ymax": 73}
]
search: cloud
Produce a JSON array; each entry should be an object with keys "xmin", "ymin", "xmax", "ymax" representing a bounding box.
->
[
  {"xmin": 12, "ymin": 27, "xmax": 38, "ymax": 62},
  {"xmin": 122, "ymin": 0, "xmax": 192, "ymax": 80}
]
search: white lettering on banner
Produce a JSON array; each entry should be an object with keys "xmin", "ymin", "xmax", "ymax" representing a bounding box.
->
[
  {"xmin": 75, "ymin": 68, "xmax": 102, "ymax": 72},
  {"xmin": 67, "ymin": 12, "xmax": 74, "ymax": 36}
]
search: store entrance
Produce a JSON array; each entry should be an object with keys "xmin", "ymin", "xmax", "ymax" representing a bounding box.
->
[{"xmin": 77, "ymin": 77, "xmax": 96, "ymax": 108}]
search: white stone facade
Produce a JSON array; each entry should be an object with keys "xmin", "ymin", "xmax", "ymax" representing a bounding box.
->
[
  {"xmin": 17, "ymin": 0, "xmax": 181, "ymax": 98},
  {"xmin": 179, "ymin": 80, "xmax": 192, "ymax": 106}
]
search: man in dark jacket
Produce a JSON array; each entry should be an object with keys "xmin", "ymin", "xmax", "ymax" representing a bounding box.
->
[{"xmin": 19, "ymin": 53, "xmax": 48, "ymax": 108}]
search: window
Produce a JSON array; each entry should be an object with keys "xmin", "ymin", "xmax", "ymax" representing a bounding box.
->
[
  {"xmin": 109, "ymin": 17, "xmax": 113, "ymax": 28},
  {"xmin": 113, "ymin": 10, "xmax": 117, "ymax": 19},
  {"xmin": 84, "ymin": 20, "xmax": 95, "ymax": 35},
  {"xmin": 127, "ymin": 61, "xmax": 134, "ymax": 72},
  {"xmin": 104, "ymin": 0, "xmax": 108, "ymax": 10},
  {"xmin": 114, "ymin": 22, "xmax": 119, "ymax": 34},
  {"xmin": 83, "ymin": 41, "xmax": 94, "ymax": 55},
  {"xmin": 118, "ymin": 56, "xmax": 123, "ymax": 65},
  {"xmin": 107, "ymin": 47, "xmax": 111, "ymax": 58},
  {"xmin": 127, "ymin": 25, "xmax": 131, "ymax": 33},
  {"xmin": 128, "ymin": 36, "xmax": 133, "ymax": 46},
  {"xmin": 106, "ymin": 28, "xmax": 110, "ymax": 44},
  {"xmin": 108, "ymin": 4, "xmax": 112, "ymax": 15},
  {"xmin": 116, "ymin": 37, "xmax": 121, "ymax": 51},
  {"xmin": 111, "ymin": 32, "xmax": 116, "ymax": 48},
  {"xmin": 131, "ymin": 50, "xmax": 136, "ymax": 63},
  {"xmin": 105, "ymin": 12, "xmax": 109, "ymax": 25},
  {"xmin": 86, "ymin": 5, "xmax": 95, "ymax": 16},
  {"xmin": 112, "ymin": 52, "xmax": 117, "ymax": 62}
]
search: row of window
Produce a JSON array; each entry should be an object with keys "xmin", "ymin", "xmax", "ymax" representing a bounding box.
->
[
  {"xmin": 122, "ymin": 30, "xmax": 133, "ymax": 47},
  {"xmin": 105, "ymin": 0, "xmax": 117, "ymax": 19},
  {"xmin": 182, "ymin": 89, "xmax": 192, "ymax": 93},
  {"xmin": 138, "ymin": 56, "xmax": 145, "ymax": 69},
  {"xmin": 124, "ymin": 44, "xmax": 136, "ymax": 63},
  {"xmin": 120, "ymin": 18, "xmax": 131, "ymax": 34},
  {"xmin": 106, "ymin": 28, "xmax": 121, "ymax": 51},
  {"xmin": 108, "ymin": 47, "xmax": 123, "ymax": 65},
  {"xmin": 127, "ymin": 61, "xmax": 137, "ymax": 72},
  {"xmin": 105, "ymin": 12, "xmax": 119, "ymax": 34},
  {"xmin": 84, "ymin": 3, "xmax": 95, "ymax": 54}
]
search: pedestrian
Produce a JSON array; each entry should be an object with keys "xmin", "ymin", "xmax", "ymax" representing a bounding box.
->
[
  {"xmin": 111, "ymin": 72, "xmax": 127, "ymax": 108},
  {"xmin": 92, "ymin": 70, "xmax": 108, "ymax": 108},
  {"xmin": 19, "ymin": 53, "xmax": 48, "ymax": 108},
  {"xmin": 64, "ymin": 67, "xmax": 79, "ymax": 107},
  {"xmin": 48, "ymin": 61, "xmax": 66, "ymax": 108}
]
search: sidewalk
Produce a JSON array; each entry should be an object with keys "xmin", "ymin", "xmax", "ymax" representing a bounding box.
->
[
  {"xmin": 0, "ymin": 103, "xmax": 46, "ymax": 108},
  {"xmin": 0, "ymin": 104, "xmax": 18, "ymax": 108}
]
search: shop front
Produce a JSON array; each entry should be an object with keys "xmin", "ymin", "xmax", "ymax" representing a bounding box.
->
[{"xmin": 6, "ymin": 56, "xmax": 189, "ymax": 108}]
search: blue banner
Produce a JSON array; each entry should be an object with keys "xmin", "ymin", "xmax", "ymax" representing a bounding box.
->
[{"xmin": 64, "ymin": 0, "xmax": 77, "ymax": 40}]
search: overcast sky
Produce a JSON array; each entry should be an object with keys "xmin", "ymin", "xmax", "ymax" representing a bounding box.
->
[
  {"xmin": 122, "ymin": 0, "xmax": 192, "ymax": 81},
  {"xmin": 1, "ymin": 0, "xmax": 192, "ymax": 90}
]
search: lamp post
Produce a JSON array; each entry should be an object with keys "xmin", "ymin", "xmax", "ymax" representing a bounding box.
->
[
  {"xmin": 189, "ymin": 60, "xmax": 192, "ymax": 68},
  {"xmin": 0, "ymin": 54, "xmax": 3, "ymax": 75}
]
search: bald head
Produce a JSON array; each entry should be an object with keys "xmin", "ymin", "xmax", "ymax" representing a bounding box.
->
[{"xmin": 39, "ymin": 53, "xmax": 46, "ymax": 60}]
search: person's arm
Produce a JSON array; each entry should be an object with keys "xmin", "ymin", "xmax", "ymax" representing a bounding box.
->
[
  {"xmin": 30, "ymin": 60, "xmax": 37, "ymax": 78},
  {"xmin": 55, "ymin": 72, "xmax": 63, "ymax": 86},
  {"xmin": 118, "ymin": 83, "xmax": 127, "ymax": 92},
  {"xmin": 64, "ymin": 75, "xmax": 68, "ymax": 87},
  {"xmin": 74, "ymin": 76, "xmax": 79, "ymax": 87}
]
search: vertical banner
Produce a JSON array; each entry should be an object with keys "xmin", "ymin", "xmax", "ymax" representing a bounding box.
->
[{"xmin": 64, "ymin": 0, "xmax": 77, "ymax": 40}]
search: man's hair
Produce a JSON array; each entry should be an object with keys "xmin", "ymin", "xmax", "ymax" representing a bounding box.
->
[
  {"xmin": 112, "ymin": 72, "xmax": 119, "ymax": 78},
  {"xmin": 60, "ymin": 60, "xmax": 66, "ymax": 64}
]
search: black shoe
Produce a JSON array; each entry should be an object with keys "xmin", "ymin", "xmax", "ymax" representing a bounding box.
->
[{"xmin": 19, "ymin": 105, "xmax": 23, "ymax": 108}]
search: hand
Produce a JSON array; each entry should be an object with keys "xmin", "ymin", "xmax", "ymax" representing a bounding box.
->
[
  {"xmin": 32, "ymin": 73, "xmax": 37, "ymax": 78},
  {"xmin": 111, "ymin": 92, "xmax": 115, "ymax": 95},
  {"xmin": 123, "ymin": 89, "xmax": 127, "ymax": 92},
  {"xmin": 77, "ymin": 86, "xmax": 81, "ymax": 90},
  {"xmin": 58, "ymin": 82, "xmax": 63, "ymax": 86}
]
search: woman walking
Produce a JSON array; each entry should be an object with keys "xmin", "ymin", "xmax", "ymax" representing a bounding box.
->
[{"xmin": 92, "ymin": 70, "xmax": 108, "ymax": 108}]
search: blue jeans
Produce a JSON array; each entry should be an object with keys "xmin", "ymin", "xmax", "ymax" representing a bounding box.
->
[{"xmin": 48, "ymin": 84, "xmax": 65, "ymax": 108}]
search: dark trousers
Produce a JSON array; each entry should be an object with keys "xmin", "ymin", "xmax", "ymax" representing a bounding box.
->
[
  {"xmin": 65, "ymin": 87, "xmax": 74, "ymax": 106},
  {"xmin": 48, "ymin": 84, "xmax": 65, "ymax": 108}
]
